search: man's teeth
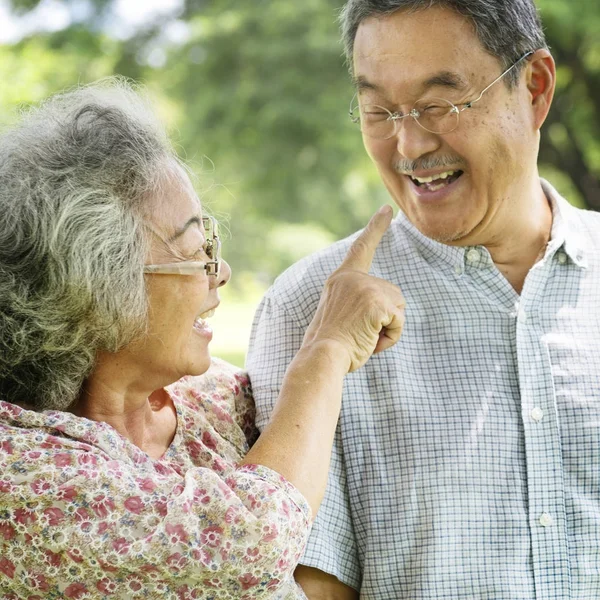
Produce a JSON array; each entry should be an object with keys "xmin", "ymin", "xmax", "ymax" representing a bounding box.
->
[
  {"xmin": 412, "ymin": 170, "xmax": 457, "ymax": 184},
  {"xmin": 197, "ymin": 309, "xmax": 215, "ymax": 320},
  {"xmin": 427, "ymin": 181, "xmax": 447, "ymax": 192}
]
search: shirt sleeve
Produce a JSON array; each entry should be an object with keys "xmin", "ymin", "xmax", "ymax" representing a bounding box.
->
[
  {"xmin": 0, "ymin": 419, "xmax": 311, "ymax": 598},
  {"xmin": 247, "ymin": 292, "xmax": 362, "ymax": 591}
]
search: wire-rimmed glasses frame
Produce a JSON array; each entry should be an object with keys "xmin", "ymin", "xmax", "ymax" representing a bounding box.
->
[
  {"xmin": 143, "ymin": 216, "xmax": 222, "ymax": 277},
  {"xmin": 349, "ymin": 51, "xmax": 534, "ymax": 139}
]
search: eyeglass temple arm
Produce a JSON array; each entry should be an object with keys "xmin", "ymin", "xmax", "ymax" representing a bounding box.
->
[
  {"xmin": 143, "ymin": 262, "xmax": 207, "ymax": 275},
  {"xmin": 349, "ymin": 94, "xmax": 360, "ymax": 122},
  {"xmin": 463, "ymin": 51, "xmax": 534, "ymax": 109}
]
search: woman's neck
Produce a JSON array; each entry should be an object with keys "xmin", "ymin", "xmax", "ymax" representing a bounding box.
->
[{"xmin": 72, "ymin": 353, "xmax": 178, "ymax": 458}]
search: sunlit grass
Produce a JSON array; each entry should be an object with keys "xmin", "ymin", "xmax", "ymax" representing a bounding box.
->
[{"xmin": 208, "ymin": 273, "xmax": 268, "ymax": 369}]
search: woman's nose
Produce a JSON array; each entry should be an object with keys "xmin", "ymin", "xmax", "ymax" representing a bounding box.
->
[{"xmin": 213, "ymin": 259, "xmax": 231, "ymax": 288}]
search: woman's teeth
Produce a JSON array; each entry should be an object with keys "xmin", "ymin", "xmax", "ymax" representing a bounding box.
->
[{"xmin": 193, "ymin": 309, "xmax": 215, "ymax": 333}]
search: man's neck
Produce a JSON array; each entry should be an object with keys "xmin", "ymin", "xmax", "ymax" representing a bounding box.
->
[{"xmin": 484, "ymin": 183, "xmax": 553, "ymax": 294}]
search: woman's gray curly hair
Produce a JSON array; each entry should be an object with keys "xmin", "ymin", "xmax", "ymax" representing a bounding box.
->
[{"xmin": 0, "ymin": 78, "xmax": 178, "ymax": 411}]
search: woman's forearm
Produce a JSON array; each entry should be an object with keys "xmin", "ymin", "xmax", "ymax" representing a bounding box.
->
[
  {"xmin": 242, "ymin": 206, "xmax": 404, "ymax": 516},
  {"xmin": 241, "ymin": 340, "xmax": 348, "ymax": 515}
]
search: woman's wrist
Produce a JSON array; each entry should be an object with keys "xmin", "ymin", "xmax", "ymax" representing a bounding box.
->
[{"xmin": 293, "ymin": 338, "xmax": 352, "ymax": 377}]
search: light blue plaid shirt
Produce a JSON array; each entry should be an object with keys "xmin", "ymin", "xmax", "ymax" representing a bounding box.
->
[{"xmin": 247, "ymin": 180, "xmax": 600, "ymax": 599}]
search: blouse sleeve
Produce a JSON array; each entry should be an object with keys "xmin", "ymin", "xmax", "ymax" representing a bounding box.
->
[
  {"xmin": 0, "ymin": 409, "xmax": 311, "ymax": 598},
  {"xmin": 230, "ymin": 366, "xmax": 260, "ymax": 448}
]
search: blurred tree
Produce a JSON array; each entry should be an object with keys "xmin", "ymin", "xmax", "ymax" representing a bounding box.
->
[
  {"xmin": 537, "ymin": 0, "xmax": 600, "ymax": 210},
  {"xmin": 2, "ymin": 0, "xmax": 599, "ymax": 280}
]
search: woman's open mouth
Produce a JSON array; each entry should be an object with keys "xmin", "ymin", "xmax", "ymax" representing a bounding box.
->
[{"xmin": 193, "ymin": 308, "xmax": 215, "ymax": 336}]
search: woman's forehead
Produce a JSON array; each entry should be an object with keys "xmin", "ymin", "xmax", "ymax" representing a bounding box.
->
[{"xmin": 151, "ymin": 165, "xmax": 203, "ymax": 236}]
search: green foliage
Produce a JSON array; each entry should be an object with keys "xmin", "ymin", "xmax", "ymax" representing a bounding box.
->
[
  {"xmin": 2, "ymin": 0, "xmax": 599, "ymax": 283},
  {"xmin": 9, "ymin": 0, "xmax": 42, "ymax": 14},
  {"xmin": 0, "ymin": 29, "xmax": 119, "ymax": 110},
  {"xmin": 536, "ymin": 0, "xmax": 600, "ymax": 208}
]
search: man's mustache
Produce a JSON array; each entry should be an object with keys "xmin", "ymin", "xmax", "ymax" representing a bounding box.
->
[{"xmin": 394, "ymin": 156, "xmax": 466, "ymax": 175}]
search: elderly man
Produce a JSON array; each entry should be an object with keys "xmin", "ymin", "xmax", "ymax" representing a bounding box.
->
[{"xmin": 248, "ymin": 0, "xmax": 600, "ymax": 598}]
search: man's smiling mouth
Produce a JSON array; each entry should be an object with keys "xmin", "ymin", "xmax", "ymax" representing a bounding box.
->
[{"xmin": 409, "ymin": 170, "xmax": 464, "ymax": 192}]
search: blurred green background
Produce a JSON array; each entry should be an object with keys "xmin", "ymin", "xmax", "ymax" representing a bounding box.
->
[{"xmin": 1, "ymin": 0, "xmax": 599, "ymax": 366}]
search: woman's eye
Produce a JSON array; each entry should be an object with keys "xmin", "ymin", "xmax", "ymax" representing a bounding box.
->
[{"xmin": 204, "ymin": 241, "xmax": 214, "ymax": 259}]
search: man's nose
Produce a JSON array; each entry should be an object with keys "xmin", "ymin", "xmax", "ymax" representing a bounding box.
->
[{"xmin": 395, "ymin": 117, "xmax": 441, "ymax": 161}]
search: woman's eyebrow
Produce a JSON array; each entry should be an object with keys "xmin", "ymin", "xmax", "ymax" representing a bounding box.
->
[{"xmin": 168, "ymin": 216, "xmax": 202, "ymax": 243}]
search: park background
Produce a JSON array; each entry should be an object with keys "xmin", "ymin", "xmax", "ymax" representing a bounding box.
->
[{"xmin": 1, "ymin": 0, "xmax": 599, "ymax": 366}]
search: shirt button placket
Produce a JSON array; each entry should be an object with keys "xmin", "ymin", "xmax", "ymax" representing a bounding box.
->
[
  {"xmin": 530, "ymin": 407, "xmax": 543, "ymax": 422},
  {"xmin": 515, "ymin": 265, "xmax": 570, "ymax": 599},
  {"xmin": 466, "ymin": 248, "xmax": 480, "ymax": 264}
]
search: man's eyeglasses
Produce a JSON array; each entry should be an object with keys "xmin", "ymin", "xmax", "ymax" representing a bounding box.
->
[
  {"xmin": 349, "ymin": 51, "xmax": 533, "ymax": 139},
  {"xmin": 143, "ymin": 216, "xmax": 222, "ymax": 277}
]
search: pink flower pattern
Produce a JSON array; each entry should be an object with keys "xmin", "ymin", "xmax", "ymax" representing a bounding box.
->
[{"xmin": 0, "ymin": 358, "xmax": 310, "ymax": 599}]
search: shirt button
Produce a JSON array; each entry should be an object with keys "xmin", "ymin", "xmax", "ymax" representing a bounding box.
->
[
  {"xmin": 539, "ymin": 513, "xmax": 554, "ymax": 527},
  {"xmin": 530, "ymin": 407, "xmax": 544, "ymax": 422},
  {"xmin": 518, "ymin": 308, "xmax": 527, "ymax": 323},
  {"xmin": 466, "ymin": 248, "xmax": 480, "ymax": 263},
  {"xmin": 454, "ymin": 264, "xmax": 463, "ymax": 275},
  {"xmin": 557, "ymin": 252, "xmax": 567, "ymax": 264}
]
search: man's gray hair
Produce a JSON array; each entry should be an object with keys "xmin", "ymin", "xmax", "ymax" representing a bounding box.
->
[
  {"xmin": 0, "ymin": 78, "xmax": 177, "ymax": 410},
  {"xmin": 340, "ymin": 0, "xmax": 548, "ymax": 85}
]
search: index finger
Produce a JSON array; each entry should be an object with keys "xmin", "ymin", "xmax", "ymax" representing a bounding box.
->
[{"xmin": 339, "ymin": 205, "xmax": 393, "ymax": 273}]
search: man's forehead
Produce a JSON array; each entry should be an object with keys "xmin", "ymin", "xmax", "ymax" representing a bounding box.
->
[
  {"xmin": 352, "ymin": 7, "xmax": 490, "ymax": 94},
  {"xmin": 353, "ymin": 7, "xmax": 478, "ymax": 64}
]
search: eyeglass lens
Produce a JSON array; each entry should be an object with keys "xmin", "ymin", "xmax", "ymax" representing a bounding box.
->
[
  {"xmin": 202, "ymin": 217, "xmax": 221, "ymax": 276},
  {"xmin": 354, "ymin": 97, "xmax": 459, "ymax": 138}
]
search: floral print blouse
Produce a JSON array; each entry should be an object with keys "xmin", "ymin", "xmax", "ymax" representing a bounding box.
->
[{"xmin": 0, "ymin": 358, "xmax": 311, "ymax": 599}]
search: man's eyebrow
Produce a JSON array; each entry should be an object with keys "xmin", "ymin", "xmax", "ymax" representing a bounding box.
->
[
  {"xmin": 422, "ymin": 71, "xmax": 468, "ymax": 91},
  {"xmin": 352, "ymin": 70, "xmax": 468, "ymax": 95},
  {"xmin": 352, "ymin": 75, "xmax": 381, "ymax": 92},
  {"xmin": 168, "ymin": 216, "xmax": 202, "ymax": 242}
]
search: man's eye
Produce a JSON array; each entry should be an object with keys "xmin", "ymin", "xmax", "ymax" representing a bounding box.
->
[
  {"xmin": 363, "ymin": 110, "xmax": 391, "ymax": 120},
  {"xmin": 422, "ymin": 104, "xmax": 450, "ymax": 116}
]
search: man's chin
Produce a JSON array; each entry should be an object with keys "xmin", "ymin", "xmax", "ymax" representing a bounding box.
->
[{"xmin": 413, "ymin": 220, "xmax": 470, "ymax": 246}]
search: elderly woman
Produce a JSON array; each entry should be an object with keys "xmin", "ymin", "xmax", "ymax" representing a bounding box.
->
[{"xmin": 0, "ymin": 80, "xmax": 404, "ymax": 599}]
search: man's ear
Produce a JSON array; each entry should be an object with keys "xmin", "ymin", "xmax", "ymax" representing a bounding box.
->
[{"xmin": 526, "ymin": 49, "xmax": 556, "ymax": 130}]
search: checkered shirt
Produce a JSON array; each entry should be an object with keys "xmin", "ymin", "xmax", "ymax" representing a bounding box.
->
[{"xmin": 247, "ymin": 180, "xmax": 600, "ymax": 599}]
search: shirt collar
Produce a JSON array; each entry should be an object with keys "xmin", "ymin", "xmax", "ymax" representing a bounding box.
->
[
  {"xmin": 394, "ymin": 212, "xmax": 465, "ymax": 269},
  {"xmin": 0, "ymin": 399, "xmax": 153, "ymax": 467},
  {"xmin": 393, "ymin": 178, "xmax": 588, "ymax": 270},
  {"xmin": 541, "ymin": 179, "xmax": 588, "ymax": 268}
]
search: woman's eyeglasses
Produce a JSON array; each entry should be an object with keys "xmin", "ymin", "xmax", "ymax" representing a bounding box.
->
[{"xmin": 143, "ymin": 216, "xmax": 221, "ymax": 277}]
